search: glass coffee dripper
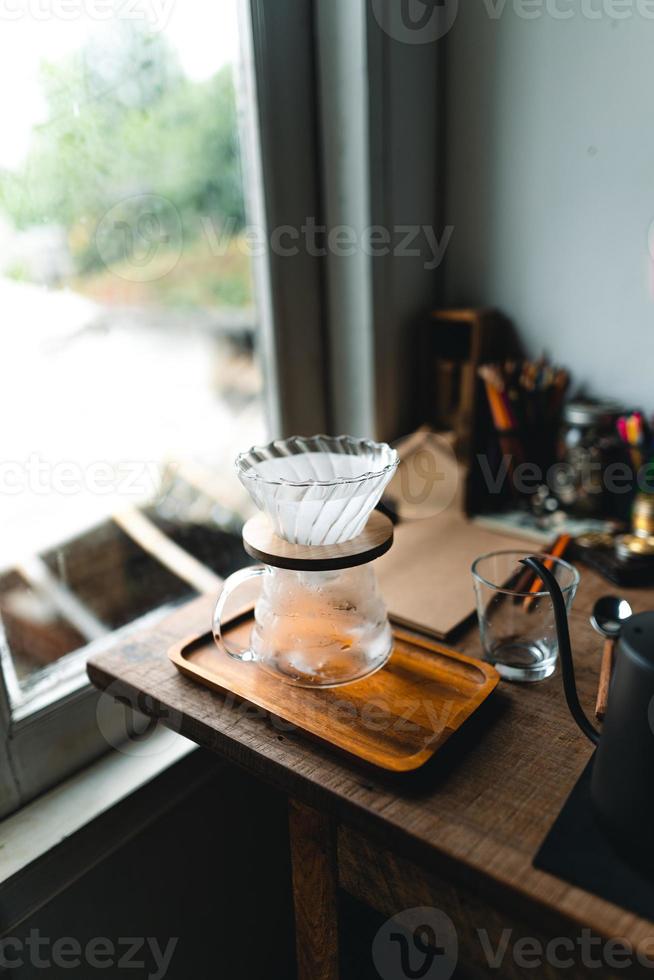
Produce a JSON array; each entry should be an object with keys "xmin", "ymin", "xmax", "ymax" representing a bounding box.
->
[{"xmin": 212, "ymin": 435, "xmax": 399, "ymax": 688}]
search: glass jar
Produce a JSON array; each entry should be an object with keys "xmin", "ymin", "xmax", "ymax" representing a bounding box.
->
[{"xmin": 557, "ymin": 401, "xmax": 623, "ymax": 516}]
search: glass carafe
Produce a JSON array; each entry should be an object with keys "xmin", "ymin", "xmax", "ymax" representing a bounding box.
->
[
  {"xmin": 214, "ymin": 563, "xmax": 393, "ymax": 687},
  {"xmin": 212, "ymin": 435, "xmax": 399, "ymax": 687}
]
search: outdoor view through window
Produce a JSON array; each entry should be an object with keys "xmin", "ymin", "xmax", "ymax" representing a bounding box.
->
[{"xmin": 0, "ymin": 1, "xmax": 265, "ymax": 700}]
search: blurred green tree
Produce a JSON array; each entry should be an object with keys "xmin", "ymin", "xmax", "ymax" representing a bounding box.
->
[{"xmin": 0, "ymin": 22, "xmax": 245, "ymax": 274}]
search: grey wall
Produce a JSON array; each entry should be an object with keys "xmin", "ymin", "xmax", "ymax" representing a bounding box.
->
[{"xmin": 444, "ymin": 3, "xmax": 654, "ymax": 410}]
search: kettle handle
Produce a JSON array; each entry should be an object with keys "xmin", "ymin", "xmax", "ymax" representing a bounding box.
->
[{"xmin": 521, "ymin": 557, "xmax": 600, "ymax": 746}]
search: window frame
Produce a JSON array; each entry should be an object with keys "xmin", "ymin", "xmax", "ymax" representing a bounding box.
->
[
  {"xmin": 0, "ymin": 657, "xmax": 20, "ymax": 815},
  {"xmin": 244, "ymin": 0, "xmax": 332, "ymax": 437},
  {"xmin": 0, "ymin": 605, "xmax": 178, "ymax": 816},
  {"xmin": 0, "ymin": 0, "xmax": 299, "ymax": 818}
]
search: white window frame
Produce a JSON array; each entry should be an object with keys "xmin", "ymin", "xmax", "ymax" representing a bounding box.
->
[{"xmin": 0, "ymin": 605, "xmax": 179, "ymax": 817}]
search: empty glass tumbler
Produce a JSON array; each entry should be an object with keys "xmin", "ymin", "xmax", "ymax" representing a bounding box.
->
[{"xmin": 472, "ymin": 550, "xmax": 580, "ymax": 682}]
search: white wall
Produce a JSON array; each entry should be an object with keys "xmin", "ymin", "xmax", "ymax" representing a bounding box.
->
[{"xmin": 445, "ymin": 2, "xmax": 654, "ymax": 409}]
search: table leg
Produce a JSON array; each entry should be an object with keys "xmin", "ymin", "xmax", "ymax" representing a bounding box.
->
[{"xmin": 288, "ymin": 799, "xmax": 340, "ymax": 980}]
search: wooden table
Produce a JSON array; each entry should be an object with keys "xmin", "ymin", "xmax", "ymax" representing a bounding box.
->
[{"xmin": 87, "ymin": 567, "xmax": 654, "ymax": 979}]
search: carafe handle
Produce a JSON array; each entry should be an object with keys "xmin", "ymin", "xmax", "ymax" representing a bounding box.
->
[{"xmin": 212, "ymin": 566, "xmax": 270, "ymax": 663}]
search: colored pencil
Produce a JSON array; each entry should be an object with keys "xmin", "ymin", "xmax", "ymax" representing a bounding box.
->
[{"xmin": 522, "ymin": 534, "xmax": 573, "ymax": 612}]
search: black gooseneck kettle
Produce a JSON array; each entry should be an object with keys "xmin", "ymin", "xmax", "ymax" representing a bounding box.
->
[{"xmin": 523, "ymin": 556, "xmax": 654, "ymax": 863}]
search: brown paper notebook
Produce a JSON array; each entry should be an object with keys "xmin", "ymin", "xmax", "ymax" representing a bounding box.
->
[
  {"xmin": 377, "ymin": 430, "xmax": 536, "ymax": 640},
  {"xmin": 377, "ymin": 513, "xmax": 535, "ymax": 640}
]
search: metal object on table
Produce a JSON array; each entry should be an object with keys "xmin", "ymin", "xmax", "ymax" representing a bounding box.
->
[
  {"xmin": 524, "ymin": 556, "xmax": 654, "ymax": 870},
  {"xmin": 632, "ymin": 493, "xmax": 654, "ymax": 539},
  {"xmin": 590, "ymin": 595, "xmax": 633, "ymax": 723},
  {"xmin": 558, "ymin": 401, "xmax": 623, "ymax": 517},
  {"xmin": 615, "ymin": 533, "xmax": 654, "ymax": 560},
  {"xmin": 576, "ymin": 532, "xmax": 615, "ymax": 550}
]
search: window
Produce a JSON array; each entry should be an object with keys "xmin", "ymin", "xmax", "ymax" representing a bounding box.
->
[{"xmin": 0, "ymin": 0, "xmax": 273, "ymax": 814}]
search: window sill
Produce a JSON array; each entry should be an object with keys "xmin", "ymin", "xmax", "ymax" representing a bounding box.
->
[{"xmin": 0, "ymin": 730, "xmax": 222, "ymax": 933}]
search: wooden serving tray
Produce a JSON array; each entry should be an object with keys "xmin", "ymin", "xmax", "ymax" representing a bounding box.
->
[{"xmin": 169, "ymin": 613, "xmax": 499, "ymax": 772}]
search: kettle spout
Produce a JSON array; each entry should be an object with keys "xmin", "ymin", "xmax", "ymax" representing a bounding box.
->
[{"xmin": 521, "ymin": 557, "xmax": 600, "ymax": 746}]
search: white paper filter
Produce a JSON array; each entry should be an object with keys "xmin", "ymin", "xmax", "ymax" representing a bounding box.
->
[{"xmin": 236, "ymin": 436, "xmax": 398, "ymax": 546}]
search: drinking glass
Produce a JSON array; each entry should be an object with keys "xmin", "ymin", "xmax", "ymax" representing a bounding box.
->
[{"xmin": 471, "ymin": 550, "xmax": 580, "ymax": 682}]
